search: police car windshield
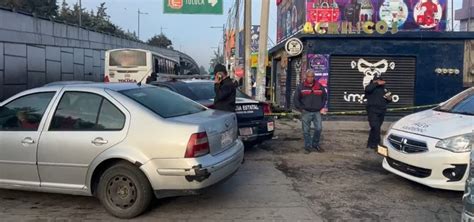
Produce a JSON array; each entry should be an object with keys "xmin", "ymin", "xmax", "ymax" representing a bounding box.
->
[{"xmin": 435, "ymin": 88, "xmax": 474, "ymax": 116}]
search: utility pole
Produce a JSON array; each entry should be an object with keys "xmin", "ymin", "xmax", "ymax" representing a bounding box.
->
[
  {"xmin": 78, "ymin": 0, "xmax": 82, "ymax": 26},
  {"xmin": 469, "ymin": 0, "xmax": 472, "ymax": 31},
  {"xmin": 243, "ymin": 0, "xmax": 252, "ymax": 96},
  {"xmin": 256, "ymin": 0, "xmax": 269, "ymax": 102},
  {"xmin": 233, "ymin": 0, "xmax": 241, "ymax": 80},
  {"xmin": 210, "ymin": 25, "xmax": 226, "ymax": 64},
  {"xmin": 138, "ymin": 9, "xmax": 148, "ymax": 40},
  {"xmin": 451, "ymin": 0, "xmax": 454, "ymax": 31},
  {"xmin": 222, "ymin": 24, "xmax": 227, "ymax": 70}
]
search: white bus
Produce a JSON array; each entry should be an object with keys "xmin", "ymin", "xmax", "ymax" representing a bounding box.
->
[{"xmin": 104, "ymin": 48, "xmax": 180, "ymax": 83}]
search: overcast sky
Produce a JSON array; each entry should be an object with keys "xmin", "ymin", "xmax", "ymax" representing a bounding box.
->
[
  {"xmin": 67, "ymin": 0, "xmax": 462, "ymax": 68},
  {"xmin": 67, "ymin": 0, "xmax": 278, "ymax": 68}
]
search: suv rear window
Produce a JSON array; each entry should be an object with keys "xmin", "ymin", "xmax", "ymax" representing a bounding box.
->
[{"xmin": 121, "ymin": 87, "xmax": 205, "ymax": 118}]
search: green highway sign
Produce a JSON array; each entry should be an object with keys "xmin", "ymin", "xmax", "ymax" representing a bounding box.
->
[{"xmin": 164, "ymin": 0, "xmax": 223, "ymax": 15}]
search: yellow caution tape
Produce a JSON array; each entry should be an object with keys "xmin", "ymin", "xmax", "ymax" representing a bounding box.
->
[{"xmin": 267, "ymin": 104, "xmax": 438, "ymax": 117}]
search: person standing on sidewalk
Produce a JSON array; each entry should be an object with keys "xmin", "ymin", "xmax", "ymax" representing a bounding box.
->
[
  {"xmin": 293, "ymin": 70, "xmax": 328, "ymax": 154},
  {"xmin": 364, "ymin": 75, "xmax": 392, "ymax": 150},
  {"xmin": 213, "ymin": 64, "xmax": 237, "ymax": 113}
]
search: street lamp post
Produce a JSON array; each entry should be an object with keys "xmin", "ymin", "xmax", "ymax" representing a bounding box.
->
[
  {"xmin": 160, "ymin": 27, "xmax": 168, "ymax": 34},
  {"xmin": 78, "ymin": 0, "xmax": 82, "ymax": 26},
  {"xmin": 138, "ymin": 9, "xmax": 148, "ymax": 40},
  {"xmin": 210, "ymin": 25, "xmax": 226, "ymax": 64}
]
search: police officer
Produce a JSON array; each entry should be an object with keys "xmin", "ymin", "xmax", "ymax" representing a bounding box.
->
[
  {"xmin": 213, "ymin": 64, "xmax": 236, "ymax": 112},
  {"xmin": 365, "ymin": 75, "xmax": 392, "ymax": 150}
]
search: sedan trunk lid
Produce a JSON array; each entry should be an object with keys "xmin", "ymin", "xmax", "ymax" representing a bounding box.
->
[{"xmin": 169, "ymin": 109, "xmax": 238, "ymax": 155}]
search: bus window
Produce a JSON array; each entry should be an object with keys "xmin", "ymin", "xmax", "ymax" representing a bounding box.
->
[
  {"xmin": 167, "ymin": 60, "xmax": 171, "ymax": 74},
  {"xmin": 153, "ymin": 57, "xmax": 159, "ymax": 74},
  {"xmin": 174, "ymin": 64, "xmax": 179, "ymax": 75},
  {"xmin": 109, "ymin": 50, "xmax": 146, "ymax": 67}
]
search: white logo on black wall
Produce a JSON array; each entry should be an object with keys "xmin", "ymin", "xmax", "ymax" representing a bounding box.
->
[{"xmin": 343, "ymin": 58, "xmax": 400, "ymax": 104}]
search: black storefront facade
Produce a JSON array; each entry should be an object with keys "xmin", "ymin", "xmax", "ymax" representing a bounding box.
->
[{"xmin": 269, "ymin": 32, "xmax": 474, "ymax": 114}]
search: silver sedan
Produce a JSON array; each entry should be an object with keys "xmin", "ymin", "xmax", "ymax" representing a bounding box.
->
[{"xmin": 0, "ymin": 82, "xmax": 244, "ymax": 218}]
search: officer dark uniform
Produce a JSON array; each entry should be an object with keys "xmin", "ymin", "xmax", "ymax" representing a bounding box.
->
[
  {"xmin": 365, "ymin": 76, "xmax": 392, "ymax": 150},
  {"xmin": 213, "ymin": 64, "xmax": 236, "ymax": 112}
]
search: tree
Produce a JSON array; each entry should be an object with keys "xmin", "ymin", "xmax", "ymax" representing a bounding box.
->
[
  {"xmin": 199, "ymin": 66, "xmax": 208, "ymax": 75},
  {"xmin": 56, "ymin": 1, "xmax": 139, "ymax": 41},
  {"xmin": 2, "ymin": 0, "xmax": 138, "ymax": 41},
  {"xmin": 147, "ymin": 34, "xmax": 173, "ymax": 48},
  {"xmin": 1, "ymin": 0, "xmax": 58, "ymax": 17},
  {"xmin": 210, "ymin": 50, "xmax": 224, "ymax": 68}
]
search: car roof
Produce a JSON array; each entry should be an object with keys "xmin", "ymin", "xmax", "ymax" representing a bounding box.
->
[
  {"xmin": 180, "ymin": 79, "xmax": 213, "ymax": 83},
  {"xmin": 152, "ymin": 79, "xmax": 213, "ymax": 86},
  {"xmin": 40, "ymin": 82, "xmax": 150, "ymax": 91},
  {"xmin": 44, "ymin": 81, "xmax": 96, "ymax": 86}
]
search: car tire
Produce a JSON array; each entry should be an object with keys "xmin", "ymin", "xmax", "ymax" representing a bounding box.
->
[{"xmin": 97, "ymin": 161, "xmax": 153, "ymax": 219}]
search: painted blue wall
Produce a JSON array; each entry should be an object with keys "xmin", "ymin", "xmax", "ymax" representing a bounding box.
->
[{"xmin": 303, "ymin": 37, "xmax": 465, "ymax": 106}]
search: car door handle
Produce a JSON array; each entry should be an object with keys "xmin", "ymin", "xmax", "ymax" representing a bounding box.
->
[
  {"xmin": 92, "ymin": 137, "xmax": 108, "ymax": 146},
  {"xmin": 21, "ymin": 137, "xmax": 35, "ymax": 145}
]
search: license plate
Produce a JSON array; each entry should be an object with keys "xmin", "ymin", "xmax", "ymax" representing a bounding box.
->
[
  {"xmin": 377, "ymin": 145, "xmax": 388, "ymax": 157},
  {"xmin": 267, "ymin": 122, "xmax": 274, "ymax": 131},
  {"xmin": 221, "ymin": 130, "xmax": 233, "ymax": 147},
  {"xmin": 239, "ymin": 127, "xmax": 253, "ymax": 136}
]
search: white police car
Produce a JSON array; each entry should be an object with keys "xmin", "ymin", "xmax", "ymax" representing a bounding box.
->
[{"xmin": 378, "ymin": 87, "xmax": 474, "ymax": 191}]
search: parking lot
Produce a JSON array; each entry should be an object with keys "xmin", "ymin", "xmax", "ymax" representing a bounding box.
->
[{"xmin": 0, "ymin": 119, "xmax": 463, "ymax": 221}]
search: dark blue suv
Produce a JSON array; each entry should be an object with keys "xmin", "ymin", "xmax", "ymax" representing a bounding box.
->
[{"xmin": 150, "ymin": 80, "xmax": 275, "ymax": 146}]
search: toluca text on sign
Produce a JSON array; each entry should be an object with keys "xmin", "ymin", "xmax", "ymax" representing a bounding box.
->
[{"xmin": 303, "ymin": 21, "xmax": 399, "ymax": 35}]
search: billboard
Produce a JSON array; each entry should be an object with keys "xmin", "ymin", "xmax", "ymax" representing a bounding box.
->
[
  {"xmin": 164, "ymin": 0, "xmax": 223, "ymax": 14},
  {"xmin": 276, "ymin": 0, "xmax": 448, "ymax": 40},
  {"xmin": 305, "ymin": 0, "xmax": 447, "ymax": 31},
  {"xmin": 238, "ymin": 25, "xmax": 260, "ymax": 64},
  {"xmin": 277, "ymin": 0, "xmax": 306, "ymax": 43},
  {"xmin": 251, "ymin": 25, "xmax": 260, "ymax": 53}
]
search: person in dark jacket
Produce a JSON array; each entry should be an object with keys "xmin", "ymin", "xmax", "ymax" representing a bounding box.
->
[
  {"xmin": 365, "ymin": 75, "xmax": 392, "ymax": 150},
  {"xmin": 213, "ymin": 64, "xmax": 236, "ymax": 112},
  {"xmin": 294, "ymin": 70, "xmax": 328, "ymax": 154}
]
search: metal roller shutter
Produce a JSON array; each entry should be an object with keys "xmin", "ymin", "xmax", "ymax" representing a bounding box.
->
[
  {"xmin": 289, "ymin": 57, "xmax": 302, "ymax": 108},
  {"xmin": 329, "ymin": 56, "xmax": 416, "ymax": 115}
]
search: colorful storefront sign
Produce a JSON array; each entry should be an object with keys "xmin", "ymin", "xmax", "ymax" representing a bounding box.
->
[
  {"xmin": 277, "ymin": 0, "xmax": 306, "ymax": 43},
  {"xmin": 277, "ymin": 0, "xmax": 447, "ymax": 42}
]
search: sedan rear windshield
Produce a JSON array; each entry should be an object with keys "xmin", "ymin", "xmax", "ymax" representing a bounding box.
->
[
  {"xmin": 434, "ymin": 88, "xmax": 474, "ymax": 116},
  {"xmin": 120, "ymin": 87, "xmax": 206, "ymax": 118}
]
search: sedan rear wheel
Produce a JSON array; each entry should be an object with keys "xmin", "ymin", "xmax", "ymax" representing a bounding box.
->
[{"xmin": 97, "ymin": 161, "xmax": 153, "ymax": 219}]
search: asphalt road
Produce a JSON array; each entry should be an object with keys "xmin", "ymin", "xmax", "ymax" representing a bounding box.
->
[{"xmin": 0, "ymin": 119, "xmax": 463, "ymax": 221}]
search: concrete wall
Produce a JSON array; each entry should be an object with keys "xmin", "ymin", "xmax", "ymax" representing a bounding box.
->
[{"xmin": 0, "ymin": 9, "xmax": 197, "ymax": 101}]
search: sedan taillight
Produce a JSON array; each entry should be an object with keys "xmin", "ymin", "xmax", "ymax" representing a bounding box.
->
[
  {"xmin": 185, "ymin": 132, "xmax": 210, "ymax": 158},
  {"xmin": 263, "ymin": 102, "xmax": 272, "ymax": 115}
]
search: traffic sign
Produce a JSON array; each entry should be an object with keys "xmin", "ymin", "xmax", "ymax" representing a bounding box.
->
[{"xmin": 164, "ymin": 0, "xmax": 223, "ymax": 15}]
